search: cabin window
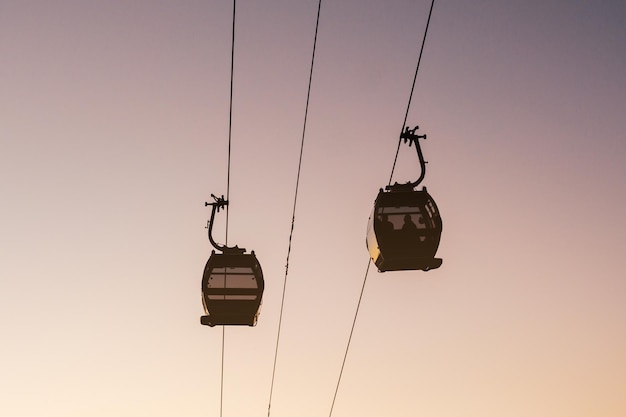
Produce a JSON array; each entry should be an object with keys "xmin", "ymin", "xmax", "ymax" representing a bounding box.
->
[{"xmin": 207, "ymin": 266, "xmax": 258, "ymax": 300}]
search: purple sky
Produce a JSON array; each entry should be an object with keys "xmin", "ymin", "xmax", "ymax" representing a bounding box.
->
[{"xmin": 1, "ymin": 1, "xmax": 625, "ymax": 416}]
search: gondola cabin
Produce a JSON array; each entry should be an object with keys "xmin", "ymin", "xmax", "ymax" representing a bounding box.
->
[
  {"xmin": 367, "ymin": 185, "xmax": 442, "ymax": 272},
  {"xmin": 201, "ymin": 250, "xmax": 264, "ymax": 326}
]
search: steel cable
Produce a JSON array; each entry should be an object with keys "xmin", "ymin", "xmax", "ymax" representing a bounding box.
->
[
  {"xmin": 220, "ymin": 1, "xmax": 237, "ymax": 417},
  {"xmin": 267, "ymin": 1, "xmax": 323, "ymax": 415},
  {"xmin": 329, "ymin": 2, "xmax": 437, "ymax": 416},
  {"xmin": 388, "ymin": 0, "xmax": 436, "ymax": 185}
]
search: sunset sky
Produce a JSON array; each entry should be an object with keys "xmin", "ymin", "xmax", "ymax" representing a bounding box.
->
[{"xmin": 1, "ymin": 1, "xmax": 625, "ymax": 416}]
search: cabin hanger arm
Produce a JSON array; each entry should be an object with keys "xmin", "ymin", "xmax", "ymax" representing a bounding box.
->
[
  {"xmin": 205, "ymin": 194, "xmax": 245, "ymax": 254},
  {"xmin": 387, "ymin": 125, "xmax": 429, "ymax": 190}
]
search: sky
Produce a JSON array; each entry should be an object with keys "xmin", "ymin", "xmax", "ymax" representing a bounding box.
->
[{"xmin": 1, "ymin": 1, "xmax": 625, "ymax": 416}]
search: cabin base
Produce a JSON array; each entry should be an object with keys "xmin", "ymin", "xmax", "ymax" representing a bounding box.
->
[
  {"xmin": 375, "ymin": 256, "xmax": 442, "ymax": 273},
  {"xmin": 200, "ymin": 315, "xmax": 257, "ymax": 327}
]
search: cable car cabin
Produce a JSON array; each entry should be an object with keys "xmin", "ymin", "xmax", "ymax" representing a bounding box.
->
[
  {"xmin": 367, "ymin": 186, "xmax": 442, "ymax": 272},
  {"xmin": 201, "ymin": 250, "xmax": 264, "ymax": 326}
]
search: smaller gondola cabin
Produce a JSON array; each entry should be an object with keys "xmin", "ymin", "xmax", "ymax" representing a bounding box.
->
[
  {"xmin": 201, "ymin": 250, "xmax": 264, "ymax": 326},
  {"xmin": 367, "ymin": 186, "xmax": 442, "ymax": 272}
]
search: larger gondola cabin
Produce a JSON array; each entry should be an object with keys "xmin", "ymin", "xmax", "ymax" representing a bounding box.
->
[
  {"xmin": 366, "ymin": 125, "xmax": 443, "ymax": 272},
  {"xmin": 367, "ymin": 185, "xmax": 442, "ymax": 272}
]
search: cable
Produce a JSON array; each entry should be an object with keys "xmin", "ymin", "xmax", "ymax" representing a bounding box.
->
[
  {"xmin": 388, "ymin": 0, "xmax": 436, "ymax": 186},
  {"xmin": 267, "ymin": 1, "xmax": 323, "ymax": 416},
  {"xmin": 220, "ymin": 326, "xmax": 225, "ymax": 417},
  {"xmin": 328, "ymin": 260, "xmax": 371, "ymax": 417},
  {"xmin": 328, "ymin": 2, "xmax": 437, "ymax": 414},
  {"xmin": 225, "ymin": 0, "xmax": 236, "ymax": 244},
  {"xmin": 220, "ymin": 2, "xmax": 236, "ymax": 417}
]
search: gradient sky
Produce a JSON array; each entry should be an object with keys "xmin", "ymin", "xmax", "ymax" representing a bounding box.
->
[{"xmin": 2, "ymin": 1, "xmax": 625, "ymax": 416}]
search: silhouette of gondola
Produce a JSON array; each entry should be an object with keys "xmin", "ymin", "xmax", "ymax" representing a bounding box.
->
[
  {"xmin": 367, "ymin": 126, "xmax": 443, "ymax": 272},
  {"xmin": 201, "ymin": 195, "xmax": 264, "ymax": 326}
]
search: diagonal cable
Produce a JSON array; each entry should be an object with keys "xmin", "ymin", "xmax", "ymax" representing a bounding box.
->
[
  {"xmin": 328, "ymin": 260, "xmax": 371, "ymax": 417},
  {"xmin": 220, "ymin": 2, "xmax": 237, "ymax": 417},
  {"xmin": 329, "ymin": 2, "xmax": 437, "ymax": 414},
  {"xmin": 267, "ymin": 1, "xmax": 323, "ymax": 416},
  {"xmin": 388, "ymin": 0, "xmax": 436, "ymax": 185}
]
